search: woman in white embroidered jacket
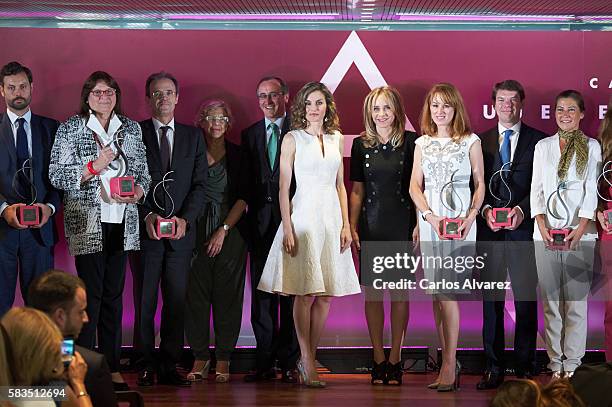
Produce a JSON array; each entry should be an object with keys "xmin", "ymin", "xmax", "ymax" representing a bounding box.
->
[{"xmin": 49, "ymin": 71, "xmax": 150, "ymax": 390}]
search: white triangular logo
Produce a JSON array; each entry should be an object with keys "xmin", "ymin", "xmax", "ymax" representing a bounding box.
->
[{"xmin": 320, "ymin": 31, "xmax": 416, "ymax": 136}]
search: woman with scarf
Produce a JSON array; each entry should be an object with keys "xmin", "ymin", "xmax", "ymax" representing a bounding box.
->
[
  {"xmin": 49, "ymin": 71, "xmax": 150, "ymax": 390},
  {"xmin": 185, "ymin": 100, "xmax": 248, "ymax": 383},
  {"xmin": 530, "ymin": 89, "xmax": 601, "ymax": 379}
]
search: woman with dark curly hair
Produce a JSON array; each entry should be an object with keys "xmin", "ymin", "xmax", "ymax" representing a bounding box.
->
[
  {"xmin": 49, "ymin": 71, "xmax": 150, "ymax": 389},
  {"xmin": 258, "ymin": 82, "xmax": 360, "ymax": 388}
]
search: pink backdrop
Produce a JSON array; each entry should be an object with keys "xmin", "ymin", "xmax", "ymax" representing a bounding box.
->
[{"xmin": 2, "ymin": 28, "xmax": 611, "ymax": 348}]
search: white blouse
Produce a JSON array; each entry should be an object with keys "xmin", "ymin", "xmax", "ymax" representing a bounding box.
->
[{"xmin": 530, "ymin": 133, "xmax": 601, "ymax": 241}]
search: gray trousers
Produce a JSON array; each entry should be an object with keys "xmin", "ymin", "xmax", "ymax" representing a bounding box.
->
[
  {"xmin": 185, "ymin": 228, "xmax": 247, "ymax": 361},
  {"xmin": 536, "ymin": 241, "xmax": 594, "ymax": 372}
]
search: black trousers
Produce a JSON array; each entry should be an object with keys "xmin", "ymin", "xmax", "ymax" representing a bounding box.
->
[
  {"xmin": 75, "ymin": 222, "xmax": 127, "ymax": 373},
  {"xmin": 480, "ymin": 235, "xmax": 538, "ymax": 375},
  {"xmin": 250, "ymin": 230, "xmax": 299, "ymax": 371},
  {"xmin": 0, "ymin": 228, "xmax": 52, "ymax": 316},
  {"xmin": 139, "ymin": 240, "xmax": 191, "ymax": 372}
]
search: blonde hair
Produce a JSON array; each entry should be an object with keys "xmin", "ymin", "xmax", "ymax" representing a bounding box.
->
[
  {"xmin": 0, "ymin": 325, "xmax": 14, "ymax": 387},
  {"xmin": 291, "ymin": 82, "xmax": 341, "ymax": 134},
  {"xmin": 599, "ymin": 96, "xmax": 612, "ymax": 164},
  {"xmin": 420, "ymin": 83, "xmax": 471, "ymax": 143},
  {"xmin": 1, "ymin": 307, "xmax": 63, "ymax": 386},
  {"xmin": 360, "ymin": 86, "xmax": 406, "ymax": 149}
]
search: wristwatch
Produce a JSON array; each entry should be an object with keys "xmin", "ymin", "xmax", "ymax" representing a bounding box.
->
[
  {"xmin": 222, "ymin": 223, "xmax": 230, "ymax": 232},
  {"xmin": 421, "ymin": 210, "xmax": 433, "ymax": 221}
]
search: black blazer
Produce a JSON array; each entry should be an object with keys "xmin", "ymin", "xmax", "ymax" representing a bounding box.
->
[
  {"xmin": 238, "ymin": 118, "xmax": 294, "ymax": 243},
  {"xmin": 0, "ymin": 113, "xmax": 60, "ymax": 246},
  {"xmin": 477, "ymin": 123, "xmax": 547, "ymax": 240},
  {"xmin": 139, "ymin": 119, "xmax": 207, "ymax": 251},
  {"xmin": 195, "ymin": 139, "xmax": 247, "ymax": 248},
  {"xmin": 76, "ymin": 345, "xmax": 118, "ymax": 407}
]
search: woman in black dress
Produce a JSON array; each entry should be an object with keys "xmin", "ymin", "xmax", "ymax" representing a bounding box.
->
[{"xmin": 349, "ymin": 86, "xmax": 418, "ymax": 385}]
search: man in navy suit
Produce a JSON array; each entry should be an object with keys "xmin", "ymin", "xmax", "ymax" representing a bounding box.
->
[
  {"xmin": 0, "ymin": 61, "xmax": 59, "ymax": 316},
  {"xmin": 135, "ymin": 72, "xmax": 206, "ymax": 387},
  {"xmin": 239, "ymin": 76, "xmax": 299, "ymax": 383},
  {"xmin": 476, "ymin": 80, "xmax": 547, "ymax": 389}
]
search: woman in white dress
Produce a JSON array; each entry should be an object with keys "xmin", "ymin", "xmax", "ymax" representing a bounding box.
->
[
  {"xmin": 530, "ymin": 90, "xmax": 600, "ymax": 378},
  {"xmin": 258, "ymin": 82, "xmax": 360, "ymax": 387},
  {"xmin": 409, "ymin": 83, "xmax": 485, "ymax": 391}
]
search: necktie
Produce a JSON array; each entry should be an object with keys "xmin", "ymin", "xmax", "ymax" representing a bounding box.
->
[
  {"xmin": 267, "ymin": 122, "xmax": 279, "ymax": 170},
  {"xmin": 15, "ymin": 118, "xmax": 31, "ymax": 201},
  {"xmin": 500, "ymin": 129, "xmax": 512, "ymax": 166},
  {"xmin": 160, "ymin": 126, "xmax": 171, "ymax": 173}
]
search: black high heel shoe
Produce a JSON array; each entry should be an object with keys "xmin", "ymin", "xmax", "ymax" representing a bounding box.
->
[
  {"xmin": 385, "ymin": 361, "xmax": 403, "ymax": 386},
  {"xmin": 371, "ymin": 360, "xmax": 387, "ymax": 385},
  {"xmin": 437, "ymin": 360, "xmax": 461, "ymax": 392}
]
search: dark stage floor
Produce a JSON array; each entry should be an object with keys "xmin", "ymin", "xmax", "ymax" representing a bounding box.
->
[{"xmin": 123, "ymin": 372, "xmax": 549, "ymax": 407}]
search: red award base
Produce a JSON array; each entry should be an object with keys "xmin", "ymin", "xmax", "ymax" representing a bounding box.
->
[
  {"xmin": 156, "ymin": 218, "xmax": 176, "ymax": 238},
  {"xmin": 110, "ymin": 176, "xmax": 135, "ymax": 197},
  {"xmin": 18, "ymin": 205, "xmax": 40, "ymax": 226},
  {"xmin": 492, "ymin": 207, "xmax": 512, "ymax": 228},
  {"xmin": 441, "ymin": 218, "xmax": 462, "ymax": 239},
  {"xmin": 549, "ymin": 228, "xmax": 570, "ymax": 250}
]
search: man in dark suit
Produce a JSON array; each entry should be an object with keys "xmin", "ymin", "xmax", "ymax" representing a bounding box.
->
[
  {"xmin": 28, "ymin": 270, "xmax": 118, "ymax": 407},
  {"xmin": 0, "ymin": 61, "xmax": 60, "ymax": 316},
  {"xmin": 136, "ymin": 72, "xmax": 206, "ymax": 387},
  {"xmin": 239, "ymin": 76, "xmax": 299, "ymax": 383},
  {"xmin": 476, "ymin": 80, "xmax": 547, "ymax": 389}
]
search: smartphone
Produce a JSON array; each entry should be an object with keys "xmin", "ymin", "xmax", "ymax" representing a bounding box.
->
[{"xmin": 61, "ymin": 336, "xmax": 75, "ymax": 367}]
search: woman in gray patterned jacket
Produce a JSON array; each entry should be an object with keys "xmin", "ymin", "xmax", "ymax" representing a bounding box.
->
[{"xmin": 49, "ymin": 71, "xmax": 150, "ymax": 389}]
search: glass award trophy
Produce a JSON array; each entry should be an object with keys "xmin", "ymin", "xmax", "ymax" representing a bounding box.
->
[
  {"xmin": 546, "ymin": 181, "xmax": 574, "ymax": 250},
  {"xmin": 12, "ymin": 158, "xmax": 40, "ymax": 226},
  {"xmin": 153, "ymin": 171, "xmax": 176, "ymax": 238},
  {"xmin": 597, "ymin": 161, "xmax": 612, "ymax": 225},
  {"xmin": 440, "ymin": 169, "xmax": 463, "ymax": 239},
  {"xmin": 489, "ymin": 161, "xmax": 513, "ymax": 228},
  {"xmin": 108, "ymin": 130, "xmax": 135, "ymax": 197}
]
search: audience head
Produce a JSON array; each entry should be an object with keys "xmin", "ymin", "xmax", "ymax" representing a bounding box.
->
[
  {"xmin": 80, "ymin": 71, "xmax": 123, "ymax": 118},
  {"xmin": 145, "ymin": 71, "xmax": 179, "ymax": 121},
  {"xmin": 492, "ymin": 79, "xmax": 524, "ymax": 127},
  {"xmin": 0, "ymin": 324, "xmax": 15, "ymax": 387},
  {"xmin": 0, "ymin": 61, "xmax": 34, "ymax": 114},
  {"xmin": 256, "ymin": 76, "xmax": 289, "ymax": 120},
  {"xmin": 27, "ymin": 270, "xmax": 89, "ymax": 339},
  {"xmin": 1, "ymin": 307, "xmax": 63, "ymax": 386},
  {"xmin": 361, "ymin": 86, "xmax": 406, "ymax": 149},
  {"xmin": 291, "ymin": 81, "xmax": 340, "ymax": 134},
  {"xmin": 490, "ymin": 379, "xmax": 585, "ymax": 407},
  {"xmin": 195, "ymin": 99, "xmax": 233, "ymax": 139},
  {"xmin": 420, "ymin": 82, "xmax": 471, "ymax": 142}
]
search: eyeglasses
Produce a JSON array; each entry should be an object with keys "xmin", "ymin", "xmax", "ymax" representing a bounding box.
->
[
  {"xmin": 205, "ymin": 115, "xmax": 229, "ymax": 123},
  {"xmin": 257, "ymin": 91, "xmax": 283, "ymax": 100},
  {"xmin": 90, "ymin": 89, "xmax": 116, "ymax": 97},
  {"xmin": 151, "ymin": 90, "xmax": 176, "ymax": 99}
]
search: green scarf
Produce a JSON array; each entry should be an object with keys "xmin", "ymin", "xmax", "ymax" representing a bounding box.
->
[{"xmin": 557, "ymin": 129, "xmax": 588, "ymax": 181}]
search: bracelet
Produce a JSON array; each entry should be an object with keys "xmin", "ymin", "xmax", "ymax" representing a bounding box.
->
[
  {"xmin": 76, "ymin": 391, "xmax": 89, "ymax": 398},
  {"xmin": 421, "ymin": 210, "xmax": 433, "ymax": 221},
  {"xmin": 87, "ymin": 161, "xmax": 100, "ymax": 176}
]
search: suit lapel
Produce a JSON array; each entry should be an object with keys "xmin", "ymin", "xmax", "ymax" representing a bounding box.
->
[
  {"xmin": 255, "ymin": 120, "xmax": 271, "ymax": 177},
  {"xmin": 170, "ymin": 123, "xmax": 185, "ymax": 172},
  {"xmin": 29, "ymin": 115, "xmax": 44, "ymax": 193},
  {"xmin": 0, "ymin": 114, "xmax": 16, "ymax": 164},
  {"xmin": 143, "ymin": 119, "xmax": 162, "ymax": 166},
  {"xmin": 270, "ymin": 118, "xmax": 291, "ymax": 174},
  {"xmin": 511, "ymin": 124, "xmax": 531, "ymax": 170}
]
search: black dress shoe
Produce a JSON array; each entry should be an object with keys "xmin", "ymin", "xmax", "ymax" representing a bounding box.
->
[
  {"xmin": 476, "ymin": 370, "xmax": 504, "ymax": 390},
  {"xmin": 158, "ymin": 369, "xmax": 191, "ymax": 386},
  {"xmin": 112, "ymin": 381, "xmax": 130, "ymax": 391},
  {"xmin": 137, "ymin": 369, "xmax": 155, "ymax": 387},
  {"xmin": 516, "ymin": 371, "xmax": 534, "ymax": 380},
  {"xmin": 281, "ymin": 369, "xmax": 298, "ymax": 383},
  {"xmin": 244, "ymin": 369, "xmax": 277, "ymax": 382}
]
